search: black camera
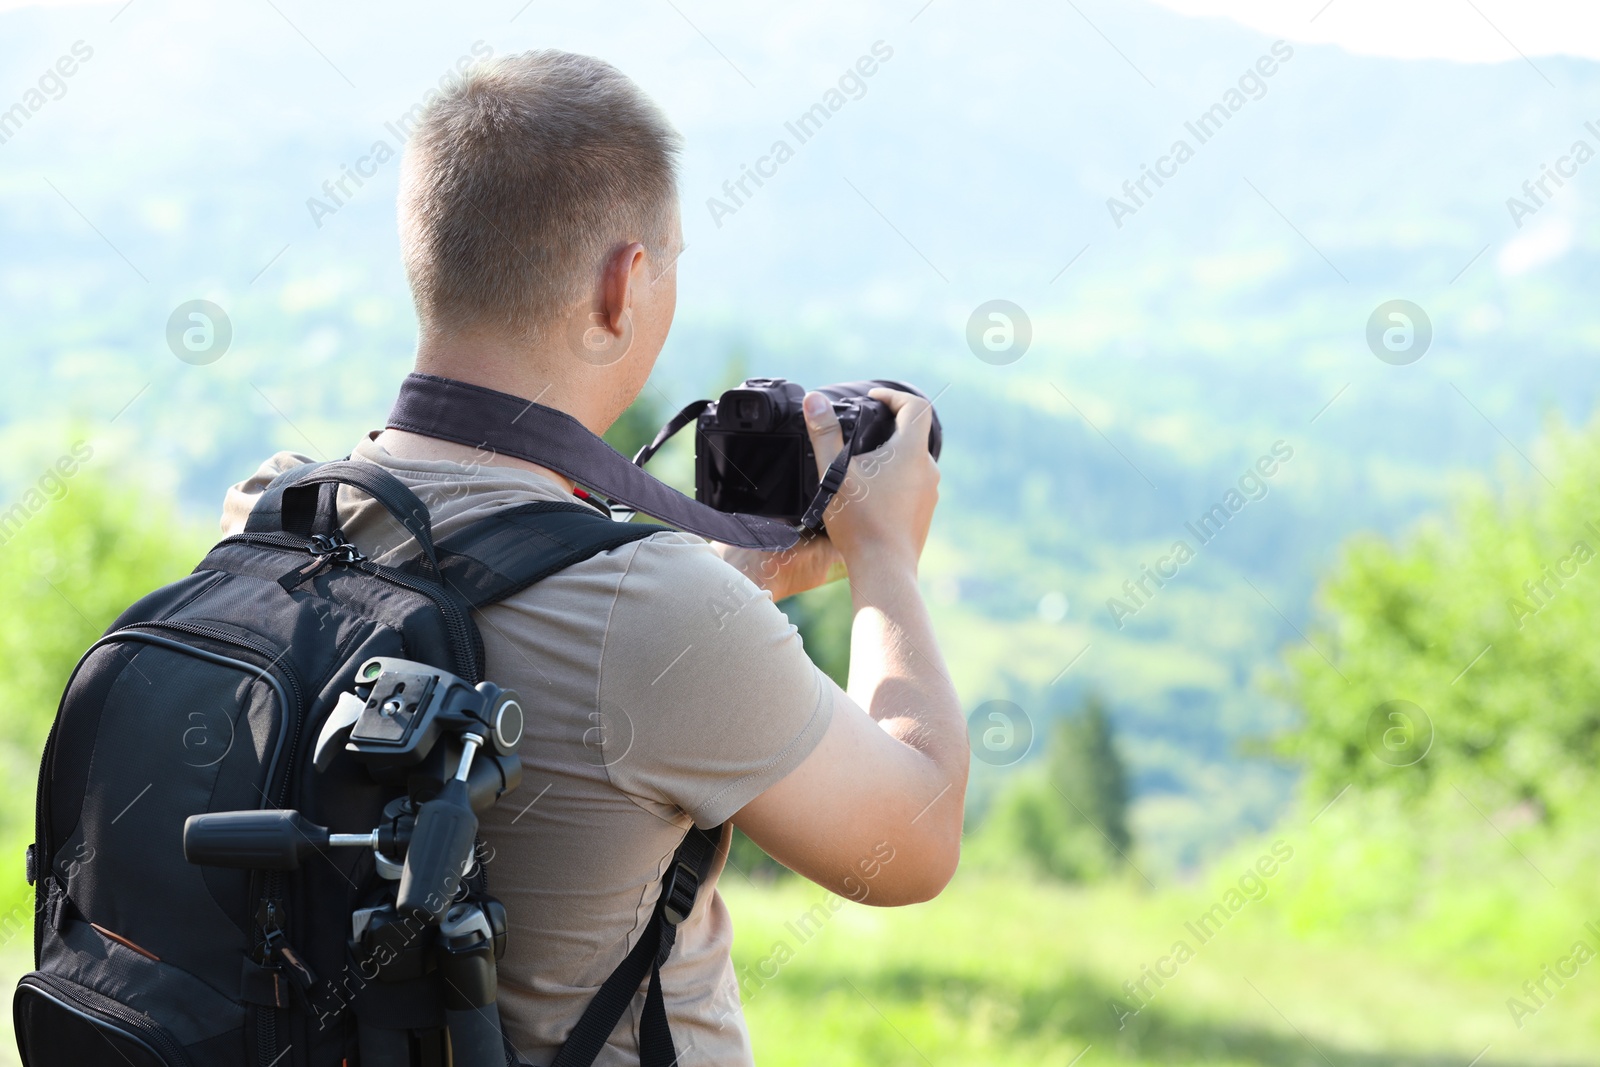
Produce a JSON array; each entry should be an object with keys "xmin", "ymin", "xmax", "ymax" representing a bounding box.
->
[{"xmin": 692, "ymin": 378, "xmax": 942, "ymax": 525}]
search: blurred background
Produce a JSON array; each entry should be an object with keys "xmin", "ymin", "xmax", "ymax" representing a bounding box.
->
[{"xmin": 3, "ymin": 0, "xmax": 1600, "ymax": 1062}]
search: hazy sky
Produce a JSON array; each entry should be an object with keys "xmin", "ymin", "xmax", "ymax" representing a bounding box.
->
[
  {"xmin": 1150, "ymin": 0, "xmax": 1600, "ymax": 61},
  {"xmin": 8, "ymin": 0, "xmax": 1599, "ymax": 60}
]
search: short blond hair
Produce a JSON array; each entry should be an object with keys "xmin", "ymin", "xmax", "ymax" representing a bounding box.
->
[{"xmin": 399, "ymin": 50, "xmax": 681, "ymax": 344}]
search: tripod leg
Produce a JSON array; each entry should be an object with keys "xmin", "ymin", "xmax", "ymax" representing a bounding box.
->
[
  {"xmin": 356, "ymin": 1021, "xmax": 413, "ymax": 1067},
  {"xmin": 445, "ymin": 1004, "xmax": 507, "ymax": 1067},
  {"xmin": 438, "ymin": 901, "xmax": 508, "ymax": 1067},
  {"xmin": 353, "ymin": 902, "xmax": 450, "ymax": 1067}
]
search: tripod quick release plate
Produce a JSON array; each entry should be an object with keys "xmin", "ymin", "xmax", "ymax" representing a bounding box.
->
[
  {"xmin": 353, "ymin": 666, "xmax": 439, "ymax": 747},
  {"xmin": 313, "ymin": 657, "xmax": 524, "ymax": 775}
]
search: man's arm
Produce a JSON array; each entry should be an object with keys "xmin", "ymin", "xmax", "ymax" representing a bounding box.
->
[{"xmin": 733, "ymin": 389, "xmax": 968, "ymax": 906}]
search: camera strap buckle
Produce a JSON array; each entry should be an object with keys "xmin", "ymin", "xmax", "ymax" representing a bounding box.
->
[{"xmin": 799, "ymin": 436, "xmax": 855, "ymax": 532}]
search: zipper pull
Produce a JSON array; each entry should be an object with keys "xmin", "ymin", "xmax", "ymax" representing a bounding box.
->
[
  {"xmin": 277, "ymin": 532, "xmax": 366, "ymax": 591},
  {"xmin": 278, "ymin": 555, "xmax": 332, "ymax": 591},
  {"xmin": 256, "ymin": 897, "xmax": 285, "ymax": 942},
  {"xmin": 321, "ymin": 531, "xmax": 368, "ymax": 566},
  {"xmin": 265, "ymin": 931, "xmax": 318, "ymax": 992},
  {"xmin": 258, "ymin": 899, "xmax": 318, "ymax": 992}
]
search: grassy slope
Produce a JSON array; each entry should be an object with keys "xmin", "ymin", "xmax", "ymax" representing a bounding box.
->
[
  {"xmin": 0, "ymin": 868, "xmax": 1594, "ymax": 1066},
  {"xmin": 724, "ymin": 872, "xmax": 1600, "ymax": 1067}
]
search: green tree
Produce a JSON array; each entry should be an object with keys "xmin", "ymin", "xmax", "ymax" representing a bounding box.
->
[
  {"xmin": 967, "ymin": 691, "xmax": 1133, "ymax": 882},
  {"xmin": 1048, "ymin": 693, "xmax": 1131, "ymax": 861},
  {"xmin": 777, "ymin": 580, "xmax": 851, "ymax": 688},
  {"xmin": 602, "ymin": 388, "xmax": 667, "ymax": 460},
  {"xmin": 1279, "ymin": 415, "xmax": 1600, "ymax": 825}
]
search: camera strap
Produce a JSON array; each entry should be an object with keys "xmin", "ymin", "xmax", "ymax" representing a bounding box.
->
[
  {"xmin": 630, "ymin": 398, "xmax": 710, "ymax": 468},
  {"xmin": 799, "ymin": 444, "xmax": 854, "ymax": 532},
  {"xmin": 387, "ymin": 373, "xmax": 802, "ymax": 551}
]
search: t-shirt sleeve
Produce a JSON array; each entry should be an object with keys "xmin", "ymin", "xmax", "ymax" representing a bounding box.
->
[
  {"xmin": 596, "ymin": 533, "xmax": 835, "ymax": 828},
  {"xmin": 218, "ymin": 450, "xmax": 316, "ymax": 535}
]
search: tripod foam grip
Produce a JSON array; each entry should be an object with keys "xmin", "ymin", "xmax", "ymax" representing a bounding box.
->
[
  {"xmin": 445, "ymin": 1005, "xmax": 506, "ymax": 1067},
  {"xmin": 183, "ymin": 810, "xmax": 329, "ymax": 870},
  {"xmin": 396, "ymin": 779, "xmax": 478, "ymax": 922}
]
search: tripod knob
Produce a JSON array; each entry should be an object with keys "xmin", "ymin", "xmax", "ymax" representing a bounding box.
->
[
  {"xmin": 184, "ymin": 810, "xmax": 330, "ymax": 870},
  {"xmin": 396, "ymin": 778, "xmax": 478, "ymax": 921}
]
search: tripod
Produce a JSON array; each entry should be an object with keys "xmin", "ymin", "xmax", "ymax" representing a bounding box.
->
[
  {"xmin": 343, "ymin": 787, "xmax": 512, "ymax": 1067},
  {"xmin": 185, "ymin": 657, "xmax": 526, "ymax": 1067}
]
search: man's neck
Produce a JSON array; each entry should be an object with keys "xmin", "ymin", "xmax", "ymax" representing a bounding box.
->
[
  {"xmin": 381, "ymin": 332, "xmax": 603, "ymax": 492},
  {"xmin": 414, "ymin": 325, "xmax": 622, "ymax": 425}
]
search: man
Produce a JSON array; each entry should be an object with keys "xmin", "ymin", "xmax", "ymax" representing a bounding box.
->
[{"xmin": 222, "ymin": 50, "xmax": 967, "ymax": 1065}]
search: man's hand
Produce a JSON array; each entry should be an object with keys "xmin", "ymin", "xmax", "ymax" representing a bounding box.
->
[{"xmin": 804, "ymin": 386, "xmax": 939, "ymax": 572}]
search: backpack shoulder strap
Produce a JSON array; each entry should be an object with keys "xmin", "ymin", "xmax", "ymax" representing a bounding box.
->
[
  {"xmin": 429, "ymin": 503, "xmax": 724, "ymax": 1067},
  {"xmin": 545, "ymin": 823, "xmax": 724, "ymax": 1067},
  {"xmin": 412, "ymin": 500, "xmax": 668, "ymax": 609}
]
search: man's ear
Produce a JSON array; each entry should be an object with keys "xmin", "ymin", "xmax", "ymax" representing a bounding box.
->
[{"xmin": 600, "ymin": 242, "xmax": 647, "ymax": 337}]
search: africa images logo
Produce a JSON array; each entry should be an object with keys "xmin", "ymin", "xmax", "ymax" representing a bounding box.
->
[
  {"xmin": 705, "ymin": 41, "xmax": 894, "ymax": 228},
  {"xmin": 1106, "ymin": 41, "xmax": 1294, "ymax": 229},
  {"xmin": 305, "ymin": 41, "xmax": 494, "ymax": 228}
]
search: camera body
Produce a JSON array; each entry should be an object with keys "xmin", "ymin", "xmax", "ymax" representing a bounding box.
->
[{"xmin": 694, "ymin": 378, "xmax": 942, "ymax": 524}]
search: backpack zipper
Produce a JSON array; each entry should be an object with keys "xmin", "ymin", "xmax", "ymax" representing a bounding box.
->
[
  {"xmin": 216, "ymin": 530, "xmax": 483, "ymax": 682},
  {"xmin": 20, "ymin": 972, "xmax": 195, "ymax": 1067},
  {"xmin": 353, "ymin": 557, "xmax": 483, "ymax": 681},
  {"xmin": 31, "ymin": 725, "xmax": 57, "ymax": 958}
]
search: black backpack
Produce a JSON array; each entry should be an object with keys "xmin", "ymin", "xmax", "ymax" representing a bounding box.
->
[{"xmin": 14, "ymin": 460, "xmax": 723, "ymax": 1067}]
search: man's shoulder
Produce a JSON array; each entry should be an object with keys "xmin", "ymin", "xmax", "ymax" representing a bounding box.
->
[
  {"xmin": 492, "ymin": 524, "xmax": 768, "ymax": 624},
  {"xmin": 218, "ymin": 448, "xmax": 774, "ymax": 630},
  {"xmin": 604, "ymin": 529, "xmax": 770, "ymax": 618},
  {"xmin": 486, "ymin": 523, "xmax": 785, "ymax": 652}
]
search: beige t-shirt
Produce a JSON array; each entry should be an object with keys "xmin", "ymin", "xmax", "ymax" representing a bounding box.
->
[{"xmin": 220, "ymin": 435, "xmax": 834, "ymax": 1067}]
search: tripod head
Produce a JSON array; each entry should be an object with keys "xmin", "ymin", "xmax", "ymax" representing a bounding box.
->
[
  {"xmin": 183, "ymin": 658, "xmax": 525, "ymax": 1067},
  {"xmin": 186, "ymin": 658, "xmax": 522, "ymax": 915},
  {"xmin": 325, "ymin": 656, "xmax": 524, "ymax": 777}
]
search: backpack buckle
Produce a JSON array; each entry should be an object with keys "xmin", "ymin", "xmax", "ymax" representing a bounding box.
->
[{"xmin": 660, "ymin": 861, "xmax": 699, "ymax": 926}]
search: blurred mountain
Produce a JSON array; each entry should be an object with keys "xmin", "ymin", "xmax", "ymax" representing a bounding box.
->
[{"xmin": 2, "ymin": 0, "xmax": 1597, "ymax": 870}]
